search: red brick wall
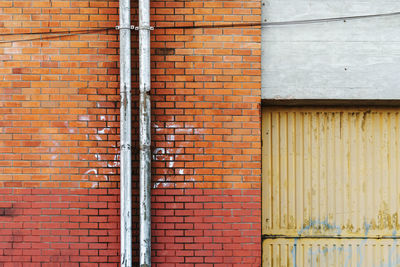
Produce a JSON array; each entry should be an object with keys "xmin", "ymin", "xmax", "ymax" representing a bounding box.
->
[
  {"xmin": 0, "ymin": 0, "xmax": 261, "ymax": 265},
  {"xmin": 150, "ymin": 0, "xmax": 261, "ymax": 266}
]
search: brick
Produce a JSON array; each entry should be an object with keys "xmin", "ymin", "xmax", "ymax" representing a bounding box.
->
[{"xmin": 1, "ymin": 0, "xmax": 261, "ymax": 266}]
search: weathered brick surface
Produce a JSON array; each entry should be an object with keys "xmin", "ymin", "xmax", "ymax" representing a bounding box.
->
[
  {"xmin": 150, "ymin": 0, "xmax": 261, "ymax": 266},
  {"xmin": 0, "ymin": 0, "xmax": 261, "ymax": 265},
  {"xmin": 0, "ymin": 0, "xmax": 123, "ymax": 265}
]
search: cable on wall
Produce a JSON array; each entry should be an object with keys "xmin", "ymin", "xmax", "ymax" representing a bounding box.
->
[
  {"xmin": 0, "ymin": 28, "xmax": 115, "ymax": 44},
  {"xmin": 1, "ymin": 10, "xmax": 400, "ymax": 44}
]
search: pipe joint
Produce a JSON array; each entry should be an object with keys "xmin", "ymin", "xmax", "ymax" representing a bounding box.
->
[
  {"xmin": 140, "ymin": 144, "xmax": 151, "ymax": 151},
  {"xmin": 120, "ymin": 144, "xmax": 132, "ymax": 150},
  {"xmin": 140, "ymin": 84, "xmax": 151, "ymax": 93}
]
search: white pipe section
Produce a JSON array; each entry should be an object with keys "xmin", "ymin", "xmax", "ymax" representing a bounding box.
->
[
  {"xmin": 139, "ymin": 0, "xmax": 152, "ymax": 264},
  {"xmin": 119, "ymin": 0, "xmax": 132, "ymax": 265}
]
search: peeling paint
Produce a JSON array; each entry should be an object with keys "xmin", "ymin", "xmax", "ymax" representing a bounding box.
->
[
  {"xmin": 98, "ymin": 127, "xmax": 109, "ymax": 134},
  {"xmin": 84, "ymin": 169, "xmax": 97, "ymax": 175},
  {"xmin": 108, "ymin": 161, "xmax": 119, "ymax": 168},
  {"xmin": 52, "ymin": 141, "xmax": 60, "ymax": 146},
  {"xmin": 153, "ymin": 148, "xmax": 165, "ymax": 155},
  {"xmin": 167, "ymin": 161, "xmax": 175, "ymax": 168},
  {"xmin": 153, "ymin": 181, "xmax": 169, "ymax": 189}
]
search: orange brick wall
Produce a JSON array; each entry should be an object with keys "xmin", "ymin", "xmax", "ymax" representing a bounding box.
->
[{"xmin": 0, "ymin": 0, "xmax": 261, "ymax": 266}]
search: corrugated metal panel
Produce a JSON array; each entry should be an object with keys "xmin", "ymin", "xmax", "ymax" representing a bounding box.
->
[
  {"xmin": 263, "ymin": 239, "xmax": 400, "ymax": 267},
  {"xmin": 262, "ymin": 107, "xmax": 400, "ymax": 266}
]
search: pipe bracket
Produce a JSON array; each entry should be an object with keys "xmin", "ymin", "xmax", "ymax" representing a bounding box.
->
[
  {"xmin": 116, "ymin": 25, "xmax": 135, "ymax": 30},
  {"xmin": 135, "ymin": 26, "xmax": 154, "ymax": 31}
]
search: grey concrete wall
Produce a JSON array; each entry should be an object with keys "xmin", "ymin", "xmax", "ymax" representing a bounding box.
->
[{"xmin": 262, "ymin": 0, "xmax": 400, "ymax": 100}]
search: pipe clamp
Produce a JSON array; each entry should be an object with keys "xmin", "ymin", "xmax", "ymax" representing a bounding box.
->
[
  {"xmin": 116, "ymin": 25, "xmax": 135, "ymax": 30},
  {"xmin": 135, "ymin": 26, "xmax": 154, "ymax": 31}
]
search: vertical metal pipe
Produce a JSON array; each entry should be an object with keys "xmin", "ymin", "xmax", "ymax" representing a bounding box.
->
[
  {"xmin": 119, "ymin": 0, "xmax": 132, "ymax": 265},
  {"xmin": 139, "ymin": 0, "xmax": 151, "ymax": 264}
]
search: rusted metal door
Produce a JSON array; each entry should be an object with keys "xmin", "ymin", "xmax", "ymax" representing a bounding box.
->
[{"xmin": 262, "ymin": 107, "xmax": 400, "ymax": 266}]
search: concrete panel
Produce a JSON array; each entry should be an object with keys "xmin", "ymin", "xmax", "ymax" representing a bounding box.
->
[{"xmin": 261, "ymin": 0, "xmax": 400, "ymax": 100}]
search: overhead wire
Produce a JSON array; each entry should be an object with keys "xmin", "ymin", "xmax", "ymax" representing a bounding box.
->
[
  {"xmin": 0, "ymin": 27, "xmax": 115, "ymax": 36},
  {"xmin": 160, "ymin": 10, "xmax": 400, "ymax": 29},
  {"xmin": 156, "ymin": 11, "xmax": 400, "ymax": 29},
  {"xmin": 260, "ymin": 10, "xmax": 400, "ymax": 27},
  {"xmin": 0, "ymin": 27, "xmax": 115, "ymax": 44},
  {"xmin": 1, "ymin": 10, "xmax": 400, "ymax": 44}
]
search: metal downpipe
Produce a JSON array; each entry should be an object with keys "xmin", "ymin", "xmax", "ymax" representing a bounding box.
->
[
  {"xmin": 139, "ymin": 0, "xmax": 152, "ymax": 264},
  {"xmin": 119, "ymin": 0, "xmax": 132, "ymax": 265}
]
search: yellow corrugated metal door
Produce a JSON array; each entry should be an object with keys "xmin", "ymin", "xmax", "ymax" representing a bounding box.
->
[{"xmin": 262, "ymin": 107, "xmax": 400, "ymax": 266}]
